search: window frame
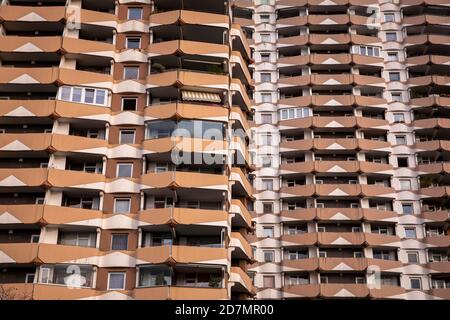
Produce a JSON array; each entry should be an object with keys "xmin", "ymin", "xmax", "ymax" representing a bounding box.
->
[{"xmin": 108, "ymin": 272, "xmax": 126, "ymax": 290}]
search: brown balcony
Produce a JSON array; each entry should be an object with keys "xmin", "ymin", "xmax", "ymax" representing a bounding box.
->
[
  {"xmin": 427, "ymin": 288, "xmax": 450, "ymax": 300},
  {"xmin": 280, "ymin": 208, "xmax": 317, "ymax": 222},
  {"xmin": 0, "ymin": 99, "xmax": 56, "ymax": 118},
  {"xmin": 144, "ymin": 102, "xmax": 228, "ymax": 121},
  {"xmin": 230, "ymin": 232, "xmax": 253, "ymax": 260},
  {"xmin": 0, "ymin": 243, "xmax": 39, "ymax": 263},
  {"xmin": 143, "ymin": 137, "xmax": 227, "ymax": 155},
  {"xmin": 404, "ymin": 34, "xmax": 450, "ymax": 47},
  {"xmin": 133, "ymin": 286, "xmax": 228, "ymax": 300},
  {"xmin": 147, "ymin": 69, "xmax": 228, "ymax": 89},
  {"xmin": 318, "ymin": 232, "xmax": 365, "ymax": 246},
  {"xmin": 150, "ymin": 10, "xmax": 229, "ymax": 28},
  {"xmin": 279, "ymin": 185, "xmax": 315, "ymax": 198},
  {"xmin": 406, "ymin": 55, "xmax": 450, "ymax": 68},
  {"xmin": 148, "ymin": 40, "xmax": 228, "ymax": 58},
  {"xmin": 79, "ymin": 8, "xmax": 117, "ymax": 26},
  {"xmin": 0, "ymin": 6, "xmax": 65, "ymax": 22},
  {"xmin": 140, "ymin": 171, "xmax": 228, "ymax": 191},
  {"xmin": 425, "ymin": 261, "xmax": 450, "ymax": 273},
  {"xmin": 369, "ymin": 286, "xmax": 406, "ymax": 299},
  {"xmin": 417, "ymin": 163, "xmax": 450, "ymax": 175},
  {"xmin": 37, "ymin": 243, "xmax": 99, "ymax": 264},
  {"xmin": 0, "ymin": 168, "xmax": 48, "ymax": 188},
  {"xmin": 409, "ymin": 75, "xmax": 450, "ymax": 87},
  {"xmin": 415, "ymin": 140, "xmax": 450, "ymax": 152},
  {"xmin": 281, "ymin": 233, "xmax": 318, "ymax": 246},
  {"xmin": 420, "ymin": 186, "xmax": 450, "ymax": 198},
  {"xmin": 419, "ymin": 210, "xmax": 450, "ymax": 222},
  {"xmin": 364, "ymin": 233, "xmax": 401, "ymax": 247},
  {"xmin": 230, "ymin": 167, "xmax": 254, "ymax": 197},
  {"xmin": 230, "ymin": 266, "xmax": 256, "ymax": 295},
  {"xmin": 138, "ymin": 207, "xmax": 227, "ymax": 227},
  {"xmin": 32, "ymin": 284, "xmax": 102, "ymax": 300},
  {"xmin": 414, "ymin": 118, "xmax": 450, "ymax": 130},
  {"xmin": 423, "ymin": 235, "xmax": 450, "ymax": 248},
  {"xmin": 230, "ymin": 199, "xmax": 253, "ymax": 229},
  {"xmin": 47, "ymin": 169, "xmax": 105, "ymax": 191},
  {"xmin": 0, "ymin": 36, "xmax": 61, "ymax": 53},
  {"xmin": 320, "ymin": 283, "xmax": 369, "ymax": 298},
  {"xmin": 51, "ymin": 134, "xmax": 108, "ymax": 155},
  {"xmin": 0, "ymin": 133, "xmax": 52, "ymax": 152},
  {"xmin": 282, "ymin": 284, "xmax": 320, "ymax": 299},
  {"xmin": 281, "ymin": 258, "xmax": 319, "ymax": 272},
  {"xmin": 403, "ymin": 14, "xmax": 450, "ymax": 27},
  {"xmin": 309, "ymin": 14, "xmax": 349, "ymax": 25},
  {"xmin": 135, "ymin": 245, "xmax": 227, "ymax": 265},
  {"xmin": 276, "ymin": 16, "xmax": 308, "ymax": 26},
  {"xmin": 319, "ymin": 257, "xmax": 367, "ymax": 271}
]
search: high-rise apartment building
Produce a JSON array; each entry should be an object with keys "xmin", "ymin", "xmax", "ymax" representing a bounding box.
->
[
  {"xmin": 0, "ymin": 0, "xmax": 255, "ymax": 300},
  {"xmin": 0, "ymin": 0, "xmax": 449, "ymax": 301},
  {"xmin": 233, "ymin": 0, "xmax": 449, "ymax": 300}
]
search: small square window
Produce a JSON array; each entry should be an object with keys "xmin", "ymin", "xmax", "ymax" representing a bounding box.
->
[
  {"xmin": 384, "ymin": 13, "xmax": 395, "ymax": 22},
  {"xmin": 399, "ymin": 179, "xmax": 411, "ymax": 190},
  {"xmin": 111, "ymin": 234, "xmax": 128, "ymax": 250},
  {"xmin": 262, "ymin": 156, "xmax": 272, "ymax": 168},
  {"xmin": 260, "ymin": 33, "xmax": 270, "ymax": 42},
  {"xmin": 404, "ymin": 227, "xmax": 417, "ymax": 238},
  {"xmin": 387, "ymin": 52, "xmax": 398, "ymax": 61},
  {"xmin": 402, "ymin": 203, "xmax": 413, "ymax": 214},
  {"xmin": 263, "ymin": 275, "xmax": 275, "ymax": 288},
  {"xmin": 410, "ymin": 277, "xmax": 422, "ymax": 289},
  {"xmin": 397, "ymin": 157, "xmax": 409, "ymax": 168},
  {"xmin": 126, "ymin": 37, "xmax": 141, "ymax": 49},
  {"xmin": 108, "ymin": 272, "xmax": 126, "ymax": 290},
  {"xmin": 407, "ymin": 251, "xmax": 419, "ymax": 263},
  {"xmin": 261, "ymin": 73, "xmax": 272, "ymax": 82},
  {"xmin": 124, "ymin": 66, "xmax": 139, "ymax": 80},
  {"xmin": 261, "ymin": 114, "xmax": 272, "ymax": 124},
  {"xmin": 389, "ymin": 72, "xmax": 400, "ymax": 81},
  {"xmin": 114, "ymin": 198, "xmax": 131, "ymax": 213},
  {"xmin": 262, "ymin": 179, "xmax": 273, "ymax": 190},
  {"xmin": 395, "ymin": 135, "xmax": 407, "ymax": 145},
  {"xmin": 391, "ymin": 92, "xmax": 402, "ymax": 102},
  {"xmin": 263, "ymin": 226, "xmax": 274, "ymax": 237},
  {"xmin": 263, "ymin": 250, "xmax": 274, "ymax": 262},
  {"xmin": 263, "ymin": 202, "xmax": 273, "ymax": 213},
  {"xmin": 122, "ymin": 97, "xmax": 137, "ymax": 111},
  {"xmin": 261, "ymin": 134, "xmax": 272, "ymax": 146},
  {"xmin": 260, "ymin": 14, "xmax": 270, "ymax": 23},
  {"xmin": 128, "ymin": 7, "xmax": 143, "ymax": 20},
  {"xmin": 117, "ymin": 163, "xmax": 133, "ymax": 177},
  {"xmin": 261, "ymin": 53, "xmax": 270, "ymax": 62},
  {"xmin": 119, "ymin": 130, "xmax": 136, "ymax": 144},
  {"xmin": 386, "ymin": 32, "xmax": 397, "ymax": 41},
  {"xmin": 393, "ymin": 113, "xmax": 405, "ymax": 123},
  {"xmin": 261, "ymin": 93, "xmax": 272, "ymax": 103}
]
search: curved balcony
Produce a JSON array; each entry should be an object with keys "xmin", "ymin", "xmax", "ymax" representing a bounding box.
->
[
  {"xmin": 230, "ymin": 167, "xmax": 253, "ymax": 198},
  {"xmin": 427, "ymin": 288, "xmax": 450, "ymax": 300},
  {"xmin": 37, "ymin": 243, "xmax": 100, "ymax": 265},
  {"xmin": 143, "ymin": 137, "xmax": 227, "ymax": 155},
  {"xmin": 414, "ymin": 118, "xmax": 450, "ymax": 130},
  {"xmin": 425, "ymin": 261, "xmax": 450, "ymax": 273},
  {"xmin": 135, "ymin": 245, "xmax": 227, "ymax": 265},
  {"xmin": 282, "ymin": 284, "xmax": 320, "ymax": 299},
  {"xmin": 149, "ymin": 10, "xmax": 229, "ymax": 29},
  {"xmin": 281, "ymin": 258, "xmax": 318, "ymax": 272},
  {"xmin": 280, "ymin": 138, "xmax": 391, "ymax": 153},
  {"xmin": 419, "ymin": 210, "xmax": 450, "ymax": 223},
  {"xmin": 230, "ymin": 199, "xmax": 253, "ymax": 229},
  {"xmin": 281, "ymin": 208, "xmax": 398, "ymax": 223},
  {"xmin": 147, "ymin": 69, "xmax": 229, "ymax": 91},
  {"xmin": 0, "ymin": 5, "xmax": 65, "ymax": 23},
  {"xmin": 140, "ymin": 171, "xmax": 228, "ymax": 191},
  {"xmin": 0, "ymin": 99, "xmax": 56, "ymax": 118},
  {"xmin": 308, "ymin": 14, "xmax": 350, "ymax": 25},
  {"xmin": 230, "ymin": 232, "xmax": 253, "ymax": 260},
  {"xmin": 144, "ymin": 102, "xmax": 228, "ymax": 122},
  {"xmin": 0, "ymin": 133, "xmax": 52, "ymax": 152},
  {"xmin": 279, "ymin": 116, "xmax": 388, "ymax": 131},
  {"xmin": 409, "ymin": 75, "xmax": 450, "ymax": 87},
  {"xmin": 320, "ymin": 284, "xmax": 369, "ymax": 298},
  {"xmin": 420, "ymin": 186, "xmax": 450, "ymax": 198},
  {"xmin": 138, "ymin": 207, "xmax": 228, "ymax": 227},
  {"xmin": 406, "ymin": 55, "xmax": 450, "ymax": 68},
  {"xmin": 415, "ymin": 140, "xmax": 450, "ymax": 152},
  {"xmin": 281, "ymin": 233, "xmax": 318, "ymax": 246},
  {"xmin": 411, "ymin": 96, "xmax": 450, "ymax": 109},
  {"xmin": 230, "ymin": 266, "xmax": 256, "ymax": 296},
  {"xmin": 318, "ymin": 232, "xmax": 365, "ymax": 246},
  {"xmin": 0, "ymin": 243, "xmax": 39, "ymax": 264},
  {"xmin": 364, "ymin": 233, "xmax": 401, "ymax": 247},
  {"xmin": 423, "ymin": 235, "xmax": 450, "ymax": 248},
  {"xmin": 369, "ymin": 286, "xmax": 406, "ymax": 300},
  {"xmin": 148, "ymin": 40, "xmax": 229, "ymax": 59},
  {"xmin": 404, "ymin": 34, "xmax": 450, "ymax": 47},
  {"xmin": 0, "ymin": 284, "xmax": 102, "ymax": 300},
  {"xmin": 416, "ymin": 163, "xmax": 450, "ymax": 175},
  {"xmin": 403, "ymin": 14, "xmax": 450, "ymax": 27},
  {"xmin": 133, "ymin": 286, "xmax": 228, "ymax": 300},
  {"xmin": 0, "ymin": 168, "xmax": 48, "ymax": 188}
]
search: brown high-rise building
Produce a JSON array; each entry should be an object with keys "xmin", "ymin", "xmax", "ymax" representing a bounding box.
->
[{"xmin": 0, "ymin": 0, "xmax": 449, "ymax": 301}]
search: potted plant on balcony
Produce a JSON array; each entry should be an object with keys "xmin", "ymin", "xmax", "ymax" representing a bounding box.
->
[{"xmin": 208, "ymin": 276, "xmax": 221, "ymax": 288}]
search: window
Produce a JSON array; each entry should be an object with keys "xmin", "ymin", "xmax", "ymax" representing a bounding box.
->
[
  {"xmin": 262, "ymin": 156, "xmax": 272, "ymax": 168},
  {"xmin": 260, "ymin": 14, "xmax": 270, "ymax": 23},
  {"xmin": 122, "ymin": 97, "xmax": 137, "ymax": 111},
  {"xmin": 402, "ymin": 203, "xmax": 413, "ymax": 214},
  {"xmin": 260, "ymin": 0, "xmax": 269, "ymax": 4},
  {"xmin": 30, "ymin": 234, "xmax": 40, "ymax": 243},
  {"xmin": 395, "ymin": 135, "xmax": 407, "ymax": 145},
  {"xmin": 128, "ymin": 7, "xmax": 143, "ymax": 20},
  {"xmin": 261, "ymin": 73, "xmax": 271, "ymax": 82},
  {"xmin": 117, "ymin": 163, "xmax": 133, "ymax": 177},
  {"xmin": 355, "ymin": 277, "xmax": 366, "ymax": 284},
  {"xmin": 359, "ymin": 46, "xmax": 380, "ymax": 57},
  {"xmin": 279, "ymin": 107, "xmax": 310, "ymax": 120},
  {"xmin": 410, "ymin": 277, "xmax": 422, "ymax": 289},
  {"xmin": 263, "ymin": 250, "xmax": 274, "ymax": 262},
  {"xmin": 354, "ymin": 251, "xmax": 364, "ymax": 258},
  {"xmin": 404, "ymin": 227, "xmax": 417, "ymax": 238},
  {"xmin": 262, "ymin": 179, "xmax": 273, "ymax": 190},
  {"xmin": 114, "ymin": 198, "xmax": 131, "ymax": 213},
  {"xmin": 25, "ymin": 273, "xmax": 35, "ymax": 284},
  {"xmin": 108, "ymin": 272, "xmax": 126, "ymax": 290},
  {"xmin": 389, "ymin": 72, "xmax": 400, "ymax": 81},
  {"xmin": 263, "ymin": 202, "xmax": 273, "ymax": 213},
  {"xmin": 399, "ymin": 179, "xmax": 411, "ymax": 190},
  {"xmin": 124, "ymin": 66, "xmax": 139, "ymax": 80},
  {"xmin": 407, "ymin": 251, "xmax": 419, "ymax": 263},
  {"xmin": 119, "ymin": 130, "xmax": 136, "ymax": 144},
  {"xmin": 387, "ymin": 52, "xmax": 398, "ymax": 61},
  {"xmin": 263, "ymin": 275, "xmax": 275, "ymax": 288},
  {"xmin": 397, "ymin": 157, "xmax": 409, "ymax": 168},
  {"xmin": 384, "ymin": 13, "xmax": 395, "ymax": 22},
  {"xmin": 393, "ymin": 113, "xmax": 405, "ymax": 123},
  {"xmin": 126, "ymin": 37, "xmax": 141, "ymax": 49},
  {"xmin": 386, "ymin": 32, "xmax": 397, "ymax": 41},
  {"xmin": 261, "ymin": 114, "xmax": 272, "ymax": 124},
  {"xmin": 260, "ymin": 33, "xmax": 270, "ymax": 42},
  {"xmin": 261, "ymin": 92, "xmax": 272, "ymax": 103},
  {"xmin": 59, "ymin": 86, "xmax": 107, "ymax": 106},
  {"xmin": 111, "ymin": 234, "xmax": 128, "ymax": 250},
  {"xmin": 391, "ymin": 92, "xmax": 402, "ymax": 102},
  {"xmin": 261, "ymin": 53, "xmax": 270, "ymax": 62},
  {"xmin": 261, "ymin": 134, "xmax": 272, "ymax": 146},
  {"xmin": 263, "ymin": 226, "xmax": 274, "ymax": 238}
]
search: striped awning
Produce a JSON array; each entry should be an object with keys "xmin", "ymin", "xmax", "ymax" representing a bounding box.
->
[{"xmin": 181, "ymin": 90, "xmax": 221, "ymax": 103}]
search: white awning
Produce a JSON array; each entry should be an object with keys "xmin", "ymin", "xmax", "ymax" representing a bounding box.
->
[{"xmin": 181, "ymin": 90, "xmax": 221, "ymax": 103}]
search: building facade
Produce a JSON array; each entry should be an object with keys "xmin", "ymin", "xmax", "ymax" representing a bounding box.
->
[
  {"xmin": 0, "ymin": 0, "xmax": 255, "ymax": 300},
  {"xmin": 238, "ymin": 0, "xmax": 450, "ymax": 300},
  {"xmin": 0, "ymin": 0, "xmax": 449, "ymax": 300}
]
